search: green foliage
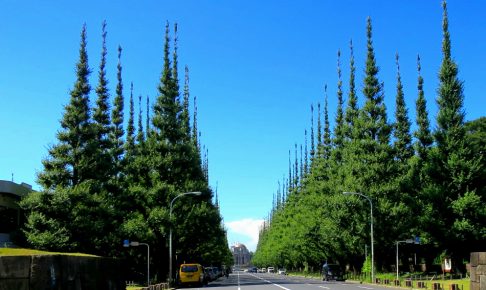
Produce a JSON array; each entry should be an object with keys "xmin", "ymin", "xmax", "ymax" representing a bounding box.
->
[
  {"xmin": 344, "ymin": 40, "xmax": 359, "ymax": 142},
  {"xmin": 361, "ymin": 255, "xmax": 371, "ymax": 274},
  {"xmin": 93, "ymin": 21, "xmax": 113, "ymax": 178},
  {"xmin": 423, "ymin": 0, "xmax": 485, "ymax": 259},
  {"xmin": 20, "ymin": 191, "xmax": 72, "ymax": 250},
  {"xmin": 125, "ymin": 83, "xmax": 136, "ymax": 156},
  {"xmin": 110, "ymin": 45, "xmax": 125, "ymax": 179},
  {"xmin": 360, "ymin": 17, "xmax": 390, "ymax": 145},
  {"xmin": 414, "ymin": 55, "xmax": 433, "ymax": 160},
  {"xmin": 254, "ymin": 1, "xmax": 485, "ymax": 274},
  {"xmin": 465, "ymin": 117, "xmax": 486, "ymax": 155},
  {"xmin": 392, "ymin": 54, "xmax": 413, "ymax": 162},
  {"xmin": 451, "ymin": 191, "xmax": 486, "ymax": 239},
  {"xmin": 37, "ymin": 24, "xmax": 93, "ymax": 190},
  {"xmin": 21, "ymin": 22, "xmax": 231, "ymax": 283}
]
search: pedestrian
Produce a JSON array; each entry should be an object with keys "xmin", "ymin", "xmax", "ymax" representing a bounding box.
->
[{"xmin": 322, "ymin": 262, "xmax": 329, "ymax": 281}]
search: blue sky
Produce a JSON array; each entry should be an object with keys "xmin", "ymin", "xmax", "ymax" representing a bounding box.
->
[{"xmin": 1, "ymin": 1, "xmax": 485, "ymax": 252}]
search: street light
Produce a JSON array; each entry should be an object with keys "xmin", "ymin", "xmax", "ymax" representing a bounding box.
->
[
  {"xmin": 124, "ymin": 240, "xmax": 150, "ymax": 286},
  {"xmin": 343, "ymin": 191, "xmax": 374, "ymax": 284},
  {"xmin": 396, "ymin": 238, "xmax": 419, "ymax": 280},
  {"xmin": 169, "ymin": 191, "xmax": 202, "ymax": 285}
]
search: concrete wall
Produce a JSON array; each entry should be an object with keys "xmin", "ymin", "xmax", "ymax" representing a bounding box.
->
[
  {"xmin": 0, "ymin": 255, "xmax": 125, "ymax": 290},
  {"xmin": 470, "ymin": 252, "xmax": 486, "ymax": 290}
]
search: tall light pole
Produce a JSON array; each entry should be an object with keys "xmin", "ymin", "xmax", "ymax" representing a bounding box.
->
[
  {"xmin": 396, "ymin": 239, "xmax": 415, "ymax": 280},
  {"xmin": 124, "ymin": 240, "xmax": 150, "ymax": 286},
  {"xmin": 343, "ymin": 191, "xmax": 374, "ymax": 284},
  {"xmin": 169, "ymin": 191, "xmax": 202, "ymax": 285}
]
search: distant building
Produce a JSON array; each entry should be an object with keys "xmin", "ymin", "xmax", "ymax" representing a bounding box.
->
[
  {"xmin": 0, "ymin": 180, "xmax": 33, "ymax": 245},
  {"xmin": 231, "ymin": 243, "xmax": 252, "ymax": 266}
]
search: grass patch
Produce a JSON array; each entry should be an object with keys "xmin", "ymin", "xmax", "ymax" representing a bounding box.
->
[
  {"xmin": 0, "ymin": 248, "xmax": 98, "ymax": 257},
  {"xmin": 126, "ymin": 287, "xmax": 143, "ymax": 290}
]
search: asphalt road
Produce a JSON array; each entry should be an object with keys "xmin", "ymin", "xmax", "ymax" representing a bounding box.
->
[{"xmin": 176, "ymin": 272, "xmax": 387, "ymax": 290}]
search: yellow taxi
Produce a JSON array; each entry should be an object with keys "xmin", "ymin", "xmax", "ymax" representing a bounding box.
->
[{"xmin": 178, "ymin": 263, "xmax": 204, "ymax": 286}]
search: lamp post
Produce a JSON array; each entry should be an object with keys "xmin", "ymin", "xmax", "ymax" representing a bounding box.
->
[
  {"xmin": 169, "ymin": 191, "xmax": 202, "ymax": 285},
  {"xmin": 396, "ymin": 239, "xmax": 415, "ymax": 280},
  {"xmin": 343, "ymin": 191, "xmax": 374, "ymax": 284},
  {"xmin": 124, "ymin": 240, "xmax": 150, "ymax": 286}
]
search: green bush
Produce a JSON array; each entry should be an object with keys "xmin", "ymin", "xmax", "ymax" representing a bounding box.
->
[{"xmin": 361, "ymin": 255, "xmax": 371, "ymax": 274}]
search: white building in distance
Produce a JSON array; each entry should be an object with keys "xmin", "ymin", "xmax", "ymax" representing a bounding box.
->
[{"xmin": 231, "ymin": 243, "xmax": 252, "ymax": 267}]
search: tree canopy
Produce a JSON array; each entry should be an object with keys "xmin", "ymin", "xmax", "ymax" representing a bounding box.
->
[
  {"xmin": 253, "ymin": 1, "xmax": 485, "ymax": 274},
  {"xmin": 20, "ymin": 21, "xmax": 232, "ymax": 283}
]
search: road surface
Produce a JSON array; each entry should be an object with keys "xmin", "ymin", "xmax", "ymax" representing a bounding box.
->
[{"xmin": 176, "ymin": 271, "xmax": 386, "ymax": 290}]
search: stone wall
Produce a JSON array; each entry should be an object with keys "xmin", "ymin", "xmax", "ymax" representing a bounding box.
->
[
  {"xmin": 470, "ymin": 252, "xmax": 486, "ymax": 290},
  {"xmin": 0, "ymin": 255, "xmax": 125, "ymax": 290}
]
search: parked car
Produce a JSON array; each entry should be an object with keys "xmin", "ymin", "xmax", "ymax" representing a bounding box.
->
[
  {"xmin": 203, "ymin": 267, "xmax": 214, "ymax": 283},
  {"xmin": 322, "ymin": 264, "xmax": 345, "ymax": 281},
  {"xmin": 178, "ymin": 263, "xmax": 205, "ymax": 286},
  {"xmin": 205, "ymin": 266, "xmax": 219, "ymax": 282},
  {"xmin": 248, "ymin": 267, "xmax": 258, "ymax": 273},
  {"xmin": 267, "ymin": 267, "xmax": 275, "ymax": 273},
  {"xmin": 213, "ymin": 267, "xmax": 223, "ymax": 279},
  {"xmin": 278, "ymin": 269, "xmax": 287, "ymax": 275}
]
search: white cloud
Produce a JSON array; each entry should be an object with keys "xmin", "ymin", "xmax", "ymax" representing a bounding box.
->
[{"xmin": 225, "ymin": 218, "xmax": 264, "ymax": 252}]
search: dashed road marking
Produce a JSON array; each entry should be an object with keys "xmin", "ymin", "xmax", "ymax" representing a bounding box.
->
[
  {"xmin": 237, "ymin": 271, "xmax": 241, "ymax": 290},
  {"xmin": 249, "ymin": 273, "xmax": 292, "ymax": 290}
]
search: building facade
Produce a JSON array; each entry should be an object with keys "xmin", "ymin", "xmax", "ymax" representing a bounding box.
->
[
  {"xmin": 0, "ymin": 180, "xmax": 32, "ymax": 245},
  {"xmin": 231, "ymin": 243, "xmax": 252, "ymax": 267}
]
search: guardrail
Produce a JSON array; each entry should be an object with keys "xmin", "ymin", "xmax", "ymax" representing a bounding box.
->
[
  {"xmin": 344, "ymin": 273, "xmax": 465, "ymax": 290},
  {"xmin": 141, "ymin": 283, "xmax": 169, "ymax": 290}
]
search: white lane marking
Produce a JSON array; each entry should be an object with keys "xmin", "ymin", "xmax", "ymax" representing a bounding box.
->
[
  {"xmin": 249, "ymin": 273, "xmax": 292, "ymax": 290},
  {"xmin": 319, "ymin": 286, "xmax": 330, "ymax": 289},
  {"xmin": 237, "ymin": 271, "xmax": 241, "ymax": 290},
  {"xmin": 357, "ymin": 286, "xmax": 374, "ymax": 289}
]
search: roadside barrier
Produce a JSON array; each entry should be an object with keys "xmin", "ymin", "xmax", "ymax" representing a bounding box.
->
[{"xmin": 141, "ymin": 283, "xmax": 169, "ymax": 290}]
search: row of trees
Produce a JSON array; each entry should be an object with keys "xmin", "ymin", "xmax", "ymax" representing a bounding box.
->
[
  {"xmin": 253, "ymin": 1, "xmax": 485, "ymax": 274},
  {"xmin": 19, "ymin": 21, "xmax": 232, "ymax": 282}
]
